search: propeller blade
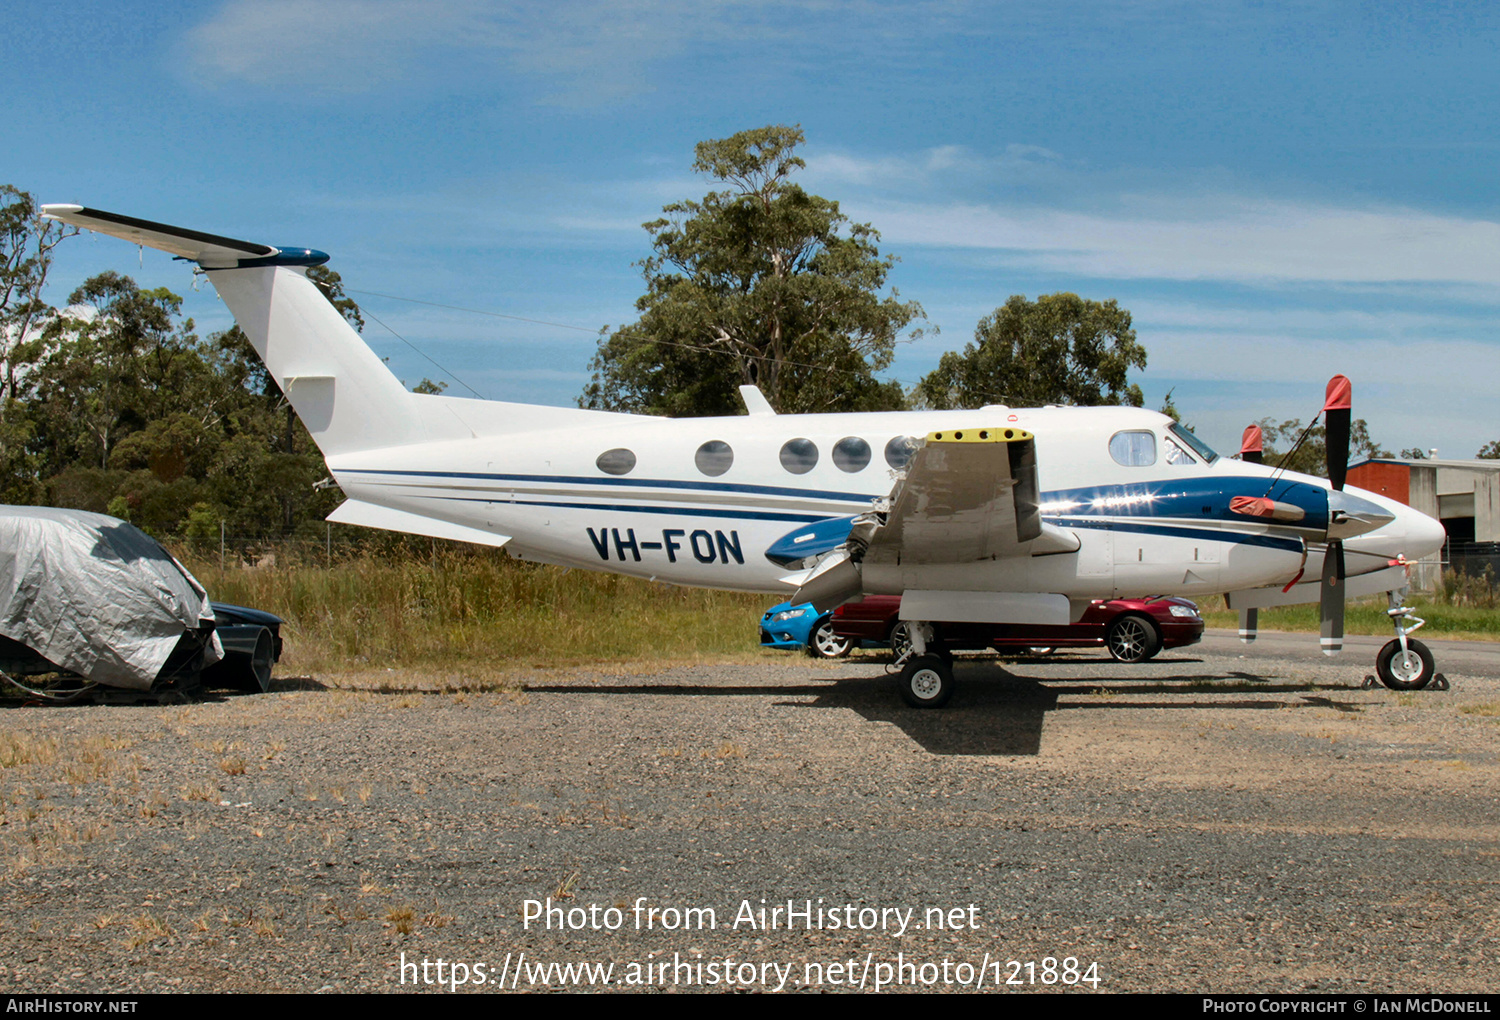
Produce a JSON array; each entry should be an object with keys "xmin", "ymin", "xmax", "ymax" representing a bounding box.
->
[
  {"xmin": 1324, "ymin": 375, "xmax": 1351, "ymax": 490},
  {"xmin": 1319, "ymin": 540, "xmax": 1345, "ymax": 656},
  {"xmin": 1240, "ymin": 425, "xmax": 1263, "ymax": 465},
  {"xmin": 1238, "ymin": 607, "xmax": 1258, "ymax": 644}
]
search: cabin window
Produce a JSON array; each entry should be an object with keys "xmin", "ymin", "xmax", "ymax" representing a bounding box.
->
[
  {"xmin": 695, "ymin": 440, "xmax": 734, "ymax": 477},
  {"xmin": 595, "ymin": 448, "xmax": 637, "ymax": 476},
  {"xmin": 779, "ymin": 438, "xmax": 818, "ymax": 474},
  {"xmin": 1109, "ymin": 430, "xmax": 1156, "ymax": 467},
  {"xmin": 833, "ymin": 436, "xmax": 871, "ymax": 472},
  {"xmin": 885, "ymin": 435, "xmax": 918, "ymax": 470}
]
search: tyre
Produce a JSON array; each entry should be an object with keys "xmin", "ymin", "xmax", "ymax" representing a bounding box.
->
[
  {"xmin": 1106, "ymin": 615, "xmax": 1161, "ymax": 663},
  {"xmin": 899, "ymin": 654, "xmax": 954, "ymax": 709},
  {"xmin": 241, "ymin": 628, "xmax": 275, "ymax": 693},
  {"xmin": 889, "ymin": 622, "xmax": 914, "ymax": 664},
  {"xmin": 807, "ymin": 617, "xmax": 852, "ymax": 659},
  {"xmin": 1376, "ymin": 638, "xmax": 1435, "ymax": 691}
]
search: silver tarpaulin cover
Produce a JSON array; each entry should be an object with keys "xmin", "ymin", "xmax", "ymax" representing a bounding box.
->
[{"xmin": 0, "ymin": 507, "xmax": 220, "ymax": 690}]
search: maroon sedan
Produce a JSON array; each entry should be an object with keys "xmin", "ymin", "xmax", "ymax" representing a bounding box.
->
[{"xmin": 831, "ymin": 594, "xmax": 1203, "ymax": 663}]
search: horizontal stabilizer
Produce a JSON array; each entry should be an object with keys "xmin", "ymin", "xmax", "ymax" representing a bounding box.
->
[
  {"xmin": 39, "ymin": 205, "xmax": 325, "ymax": 269},
  {"xmin": 327, "ymin": 500, "xmax": 511, "ymax": 549}
]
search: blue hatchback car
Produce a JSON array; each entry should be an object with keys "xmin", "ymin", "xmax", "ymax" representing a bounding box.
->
[{"xmin": 759, "ymin": 601, "xmax": 854, "ymax": 659}]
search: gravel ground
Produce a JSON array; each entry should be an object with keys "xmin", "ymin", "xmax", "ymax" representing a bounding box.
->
[{"xmin": 1, "ymin": 631, "xmax": 1497, "ymax": 994}]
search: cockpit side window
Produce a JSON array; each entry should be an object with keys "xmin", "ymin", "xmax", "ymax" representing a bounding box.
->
[
  {"xmin": 1109, "ymin": 430, "xmax": 1157, "ymax": 467},
  {"xmin": 1169, "ymin": 423, "xmax": 1220, "ymax": 464},
  {"xmin": 1163, "ymin": 436, "xmax": 1194, "ymax": 465}
]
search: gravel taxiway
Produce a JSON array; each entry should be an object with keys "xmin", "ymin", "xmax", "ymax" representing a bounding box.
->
[{"xmin": 1, "ymin": 631, "xmax": 1496, "ymax": 994}]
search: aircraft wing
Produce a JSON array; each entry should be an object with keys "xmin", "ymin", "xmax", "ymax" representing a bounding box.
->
[
  {"xmin": 862, "ymin": 427, "xmax": 1075, "ymax": 564},
  {"xmin": 791, "ymin": 427, "xmax": 1076, "ymax": 608}
]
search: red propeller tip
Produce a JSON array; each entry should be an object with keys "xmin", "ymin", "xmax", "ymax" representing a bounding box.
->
[{"xmin": 1324, "ymin": 375, "xmax": 1351, "ymax": 412}]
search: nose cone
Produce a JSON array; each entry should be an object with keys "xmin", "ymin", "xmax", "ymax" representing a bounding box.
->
[
  {"xmin": 1341, "ymin": 489, "xmax": 1447, "ymax": 562},
  {"xmin": 1402, "ymin": 504, "xmax": 1448, "ymax": 560}
]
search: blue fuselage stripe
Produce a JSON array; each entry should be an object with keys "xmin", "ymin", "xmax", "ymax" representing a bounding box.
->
[
  {"xmin": 434, "ymin": 496, "xmax": 826, "ymax": 524},
  {"xmin": 352, "ymin": 469, "xmax": 1322, "ymax": 549},
  {"xmin": 340, "ymin": 468, "xmax": 873, "ymax": 504},
  {"xmin": 1055, "ymin": 517, "xmax": 1305, "ymax": 553}
]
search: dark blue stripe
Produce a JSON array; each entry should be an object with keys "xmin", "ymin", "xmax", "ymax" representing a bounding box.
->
[
  {"xmin": 1055, "ymin": 517, "xmax": 1305, "ymax": 553},
  {"xmin": 341, "ymin": 468, "xmax": 874, "ymax": 504},
  {"xmin": 1043, "ymin": 476, "xmax": 1329, "ymax": 531},
  {"xmin": 434, "ymin": 496, "xmax": 828, "ymax": 524}
]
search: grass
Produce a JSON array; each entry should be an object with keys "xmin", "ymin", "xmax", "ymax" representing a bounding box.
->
[
  {"xmin": 174, "ymin": 545, "xmax": 1496, "ymax": 677},
  {"xmin": 178, "ymin": 545, "xmax": 770, "ymax": 673},
  {"xmin": 1197, "ymin": 593, "xmax": 1500, "ymax": 642}
]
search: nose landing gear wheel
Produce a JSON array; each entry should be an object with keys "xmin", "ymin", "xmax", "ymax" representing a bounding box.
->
[
  {"xmin": 899, "ymin": 654, "xmax": 954, "ymax": 708},
  {"xmin": 1376, "ymin": 638, "xmax": 1435, "ymax": 691}
]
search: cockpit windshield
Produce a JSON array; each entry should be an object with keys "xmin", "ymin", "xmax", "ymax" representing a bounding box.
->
[{"xmin": 1168, "ymin": 423, "xmax": 1219, "ymax": 464}]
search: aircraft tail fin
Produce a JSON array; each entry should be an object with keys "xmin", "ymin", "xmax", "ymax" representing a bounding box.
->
[{"xmin": 42, "ymin": 205, "xmax": 428, "ymax": 458}]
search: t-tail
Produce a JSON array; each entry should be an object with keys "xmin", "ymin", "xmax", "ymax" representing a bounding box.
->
[
  {"xmin": 42, "ymin": 206, "xmax": 617, "ymax": 455},
  {"xmin": 41, "ymin": 205, "xmax": 628, "ymax": 545}
]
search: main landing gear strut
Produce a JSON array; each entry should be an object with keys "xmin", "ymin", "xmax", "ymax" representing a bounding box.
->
[
  {"xmin": 898, "ymin": 622, "xmax": 957, "ymax": 708},
  {"xmin": 1364, "ymin": 560, "xmax": 1449, "ymax": 692}
]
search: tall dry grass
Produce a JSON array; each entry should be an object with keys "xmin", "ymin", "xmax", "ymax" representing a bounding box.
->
[{"xmin": 179, "ymin": 546, "xmax": 772, "ymax": 673}]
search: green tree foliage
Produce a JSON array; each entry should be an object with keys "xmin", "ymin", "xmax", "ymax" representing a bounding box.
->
[
  {"xmin": 1158, "ymin": 387, "xmax": 1182, "ymax": 424},
  {"xmin": 1, "ymin": 267, "xmax": 343, "ymax": 538},
  {"xmin": 1477, "ymin": 441, "xmax": 1500, "ymax": 459},
  {"xmin": 1249, "ymin": 417, "xmax": 1390, "ymax": 476},
  {"xmin": 0, "ymin": 187, "xmax": 75, "ymax": 502},
  {"xmin": 581, "ymin": 125, "xmax": 924, "ymax": 416},
  {"xmin": 0, "ymin": 186, "xmax": 73, "ymax": 403},
  {"xmin": 916, "ymin": 293, "xmax": 1145, "ymax": 410}
]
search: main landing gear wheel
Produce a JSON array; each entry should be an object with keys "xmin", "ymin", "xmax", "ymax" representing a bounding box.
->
[
  {"xmin": 899, "ymin": 654, "xmax": 954, "ymax": 709},
  {"xmin": 808, "ymin": 618, "xmax": 852, "ymax": 659},
  {"xmin": 1106, "ymin": 615, "xmax": 1161, "ymax": 663},
  {"xmin": 1376, "ymin": 638, "xmax": 1435, "ymax": 691},
  {"xmin": 890, "ymin": 622, "xmax": 914, "ymax": 665},
  {"xmin": 890, "ymin": 623, "xmax": 951, "ymax": 667}
]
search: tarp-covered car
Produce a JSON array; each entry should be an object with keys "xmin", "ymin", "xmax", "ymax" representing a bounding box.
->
[{"xmin": 0, "ymin": 506, "xmax": 281, "ymax": 698}]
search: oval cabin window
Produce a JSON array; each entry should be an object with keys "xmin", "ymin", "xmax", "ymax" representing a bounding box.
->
[
  {"xmin": 884, "ymin": 435, "xmax": 918, "ymax": 470},
  {"xmin": 833, "ymin": 437, "xmax": 871, "ymax": 473},
  {"xmin": 695, "ymin": 440, "xmax": 734, "ymax": 477},
  {"xmin": 596, "ymin": 448, "xmax": 637, "ymax": 476},
  {"xmin": 779, "ymin": 438, "xmax": 818, "ymax": 474}
]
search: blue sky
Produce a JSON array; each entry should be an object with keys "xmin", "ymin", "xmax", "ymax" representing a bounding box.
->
[{"xmin": 8, "ymin": 0, "xmax": 1499, "ymax": 457}]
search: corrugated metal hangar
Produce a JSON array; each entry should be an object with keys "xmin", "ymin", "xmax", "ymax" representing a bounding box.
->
[{"xmin": 1348, "ymin": 457, "xmax": 1500, "ymax": 580}]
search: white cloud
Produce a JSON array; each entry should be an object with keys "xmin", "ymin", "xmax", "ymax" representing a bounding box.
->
[
  {"xmin": 1128, "ymin": 300, "xmax": 1493, "ymax": 339},
  {"xmin": 183, "ymin": 0, "xmax": 797, "ymax": 101},
  {"xmin": 808, "ymin": 144, "xmax": 1064, "ymax": 189},
  {"xmin": 864, "ymin": 196, "xmax": 1500, "ymax": 288},
  {"xmin": 184, "ymin": 1, "xmax": 484, "ymax": 92}
]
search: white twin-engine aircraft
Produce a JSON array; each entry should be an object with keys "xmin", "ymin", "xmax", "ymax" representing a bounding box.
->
[{"xmin": 43, "ymin": 205, "xmax": 1450, "ymax": 707}]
